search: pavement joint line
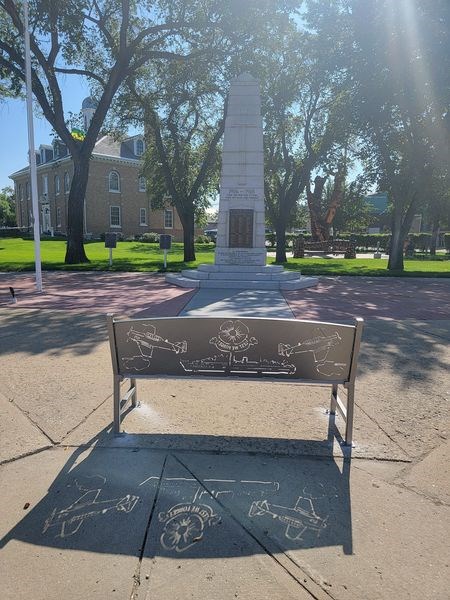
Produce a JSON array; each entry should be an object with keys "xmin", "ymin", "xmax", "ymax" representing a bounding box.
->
[
  {"xmin": 130, "ymin": 454, "xmax": 169, "ymax": 600},
  {"xmin": 353, "ymin": 462, "xmax": 450, "ymax": 508},
  {"xmin": 401, "ymin": 322, "xmax": 450, "ymax": 342},
  {"xmin": 0, "ymin": 444, "xmax": 53, "ymax": 467},
  {"xmin": 59, "ymin": 394, "xmax": 112, "ymax": 443},
  {"xmin": 1, "ymin": 392, "xmax": 57, "ymax": 446},
  {"xmin": 354, "ymin": 401, "xmax": 413, "ymax": 460},
  {"xmin": 172, "ymin": 453, "xmax": 333, "ymax": 600}
]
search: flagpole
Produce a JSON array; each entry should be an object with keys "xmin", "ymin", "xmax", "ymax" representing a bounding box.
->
[{"xmin": 23, "ymin": 0, "xmax": 43, "ymax": 292}]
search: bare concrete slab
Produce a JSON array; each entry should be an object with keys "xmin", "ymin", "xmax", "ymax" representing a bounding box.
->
[
  {"xmin": 396, "ymin": 439, "xmax": 450, "ymax": 504},
  {"xmin": 0, "ymin": 391, "xmax": 51, "ymax": 464},
  {"xmin": 0, "ymin": 310, "xmax": 112, "ymax": 442},
  {"xmin": 63, "ymin": 378, "xmax": 410, "ymax": 461}
]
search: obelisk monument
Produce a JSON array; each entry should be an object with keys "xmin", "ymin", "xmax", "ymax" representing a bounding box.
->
[{"xmin": 214, "ymin": 73, "xmax": 266, "ymax": 266}]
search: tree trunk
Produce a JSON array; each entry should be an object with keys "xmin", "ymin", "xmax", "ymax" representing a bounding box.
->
[
  {"xmin": 275, "ymin": 223, "xmax": 287, "ymax": 263},
  {"xmin": 306, "ymin": 175, "xmax": 329, "ymax": 242},
  {"xmin": 430, "ymin": 217, "xmax": 440, "ymax": 256},
  {"xmin": 64, "ymin": 157, "xmax": 90, "ymax": 264},
  {"xmin": 387, "ymin": 209, "xmax": 404, "ymax": 271},
  {"xmin": 180, "ymin": 208, "xmax": 196, "ymax": 262}
]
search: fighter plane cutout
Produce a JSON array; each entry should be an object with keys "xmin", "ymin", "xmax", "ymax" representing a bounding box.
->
[
  {"xmin": 248, "ymin": 495, "xmax": 327, "ymax": 540},
  {"xmin": 278, "ymin": 329, "xmax": 342, "ymax": 364},
  {"xmin": 42, "ymin": 477, "xmax": 139, "ymax": 538},
  {"xmin": 122, "ymin": 325, "xmax": 187, "ymax": 370}
]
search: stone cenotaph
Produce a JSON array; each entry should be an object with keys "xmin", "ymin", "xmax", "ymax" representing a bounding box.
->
[
  {"xmin": 214, "ymin": 73, "xmax": 266, "ymax": 267},
  {"xmin": 166, "ymin": 74, "xmax": 318, "ymax": 290}
]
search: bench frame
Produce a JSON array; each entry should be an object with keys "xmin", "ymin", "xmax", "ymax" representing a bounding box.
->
[{"xmin": 107, "ymin": 315, "xmax": 363, "ymax": 446}]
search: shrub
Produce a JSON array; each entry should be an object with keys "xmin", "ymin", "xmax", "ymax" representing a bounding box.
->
[
  {"xmin": 139, "ymin": 232, "xmax": 160, "ymax": 243},
  {"xmin": 195, "ymin": 234, "xmax": 211, "ymax": 244}
]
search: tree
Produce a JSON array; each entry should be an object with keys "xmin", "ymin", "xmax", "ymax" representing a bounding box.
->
[
  {"xmin": 0, "ymin": 0, "xmax": 228, "ymax": 263},
  {"xmin": 0, "ymin": 186, "xmax": 16, "ymax": 226},
  {"xmin": 135, "ymin": 62, "xmax": 225, "ymax": 262},
  {"xmin": 347, "ymin": 0, "xmax": 450, "ymax": 270},
  {"xmin": 259, "ymin": 13, "xmax": 354, "ymax": 261}
]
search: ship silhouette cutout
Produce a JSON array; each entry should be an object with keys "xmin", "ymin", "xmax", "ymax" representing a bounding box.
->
[{"xmin": 180, "ymin": 353, "xmax": 296, "ymax": 376}]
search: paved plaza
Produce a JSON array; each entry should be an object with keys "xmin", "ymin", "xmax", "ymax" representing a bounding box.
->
[{"xmin": 0, "ymin": 271, "xmax": 449, "ymax": 600}]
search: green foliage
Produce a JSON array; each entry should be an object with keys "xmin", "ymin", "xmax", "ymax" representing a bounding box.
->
[
  {"xmin": 0, "ymin": 187, "xmax": 16, "ymax": 227},
  {"xmin": 139, "ymin": 232, "xmax": 160, "ymax": 243},
  {"xmin": 444, "ymin": 234, "xmax": 450, "ymax": 252},
  {"xmin": 195, "ymin": 235, "xmax": 211, "ymax": 244}
]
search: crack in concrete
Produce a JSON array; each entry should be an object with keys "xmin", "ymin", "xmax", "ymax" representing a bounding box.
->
[
  {"xmin": 0, "ymin": 444, "xmax": 53, "ymax": 466},
  {"xmin": 130, "ymin": 454, "xmax": 168, "ymax": 600}
]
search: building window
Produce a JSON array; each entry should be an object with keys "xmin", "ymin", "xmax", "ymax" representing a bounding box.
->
[
  {"xmin": 26, "ymin": 181, "xmax": 30, "ymax": 199},
  {"xmin": 56, "ymin": 207, "xmax": 62, "ymax": 227},
  {"xmin": 139, "ymin": 208, "xmax": 147, "ymax": 226},
  {"xmin": 64, "ymin": 172, "xmax": 70, "ymax": 193},
  {"xmin": 108, "ymin": 171, "xmax": 120, "ymax": 192},
  {"xmin": 110, "ymin": 206, "xmax": 121, "ymax": 227},
  {"xmin": 135, "ymin": 138, "xmax": 144, "ymax": 156},
  {"xmin": 18, "ymin": 183, "xmax": 22, "ymax": 201},
  {"xmin": 138, "ymin": 176, "xmax": 146, "ymax": 192},
  {"xmin": 42, "ymin": 174, "xmax": 48, "ymax": 196},
  {"xmin": 164, "ymin": 208, "xmax": 173, "ymax": 229},
  {"xmin": 54, "ymin": 175, "xmax": 60, "ymax": 195}
]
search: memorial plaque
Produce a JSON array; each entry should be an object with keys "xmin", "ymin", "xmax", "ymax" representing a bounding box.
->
[{"xmin": 229, "ymin": 209, "xmax": 253, "ymax": 248}]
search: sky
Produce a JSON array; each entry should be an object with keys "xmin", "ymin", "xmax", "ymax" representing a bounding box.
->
[{"xmin": 0, "ymin": 78, "xmax": 90, "ymax": 190}]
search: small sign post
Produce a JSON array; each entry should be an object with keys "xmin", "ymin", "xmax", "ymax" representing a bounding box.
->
[
  {"xmin": 105, "ymin": 233, "xmax": 117, "ymax": 266},
  {"xmin": 159, "ymin": 234, "xmax": 172, "ymax": 270}
]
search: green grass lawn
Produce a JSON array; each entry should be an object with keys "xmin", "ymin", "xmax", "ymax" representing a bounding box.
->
[{"xmin": 0, "ymin": 238, "xmax": 449, "ymax": 277}]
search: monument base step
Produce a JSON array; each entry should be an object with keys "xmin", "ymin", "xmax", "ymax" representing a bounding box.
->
[{"xmin": 165, "ymin": 271, "xmax": 318, "ymax": 291}]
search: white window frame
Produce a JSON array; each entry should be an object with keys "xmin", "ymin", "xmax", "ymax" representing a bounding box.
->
[
  {"xmin": 42, "ymin": 174, "xmax": 48, "ymax": 196},
  {"xmin": 56, "ymin": 206, "xmax": 62, "ymax": 227},
  {"xmin": 139, "ymin": 208, "xmax": 147, "ymax": 226},
  {"xmin": 164, "ymin": 208, "xmax": 173, "ymax": 229},
  {"xmin": 108, "ymin": 170, "xmax": 120, "ymax": 193},
  {"xmin": 64, "ymin": 172, "xmax": 70, "ymax": 193},
  {"xmin": 110, "ymin": 205, "xmax": 121, "ymax": 228},
  {"xmin": 26, "ymin": 181, "xmax": 30, "ymax": 199},
  {"xmin": 138, "ymin": 176, "xmax": 146, "ymax": 192},
  {"xmin": 54, "ymin": 174, "xmax": 60, "ymax": 195}
]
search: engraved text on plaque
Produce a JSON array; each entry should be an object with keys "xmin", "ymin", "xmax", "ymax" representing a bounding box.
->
[{"xmin": 229, "ymin": 209, "xmax": 253, "ymax": 248}]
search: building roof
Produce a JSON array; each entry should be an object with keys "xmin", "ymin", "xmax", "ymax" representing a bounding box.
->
[{"xmin": 9, "ymin": 134, "xmax": 143, "ymax": 179}]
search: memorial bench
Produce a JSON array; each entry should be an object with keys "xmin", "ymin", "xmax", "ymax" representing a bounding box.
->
[{"xmin": 107, "ymin": 315, "xmax": 363, "ymax": 446}]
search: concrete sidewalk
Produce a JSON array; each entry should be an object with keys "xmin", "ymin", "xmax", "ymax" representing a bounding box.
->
[{"xmin": 0, "ymin": 272, "xmax": 449, "ymax": 600}]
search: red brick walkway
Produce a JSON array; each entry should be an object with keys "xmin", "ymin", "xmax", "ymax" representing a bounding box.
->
[
  {"xmin": 0, "ymin": 272, "xmax": 448, "ymax": 320},
  {"xmin": 0, "ymin": 271, "xmax": 196, "ymax": 317}
]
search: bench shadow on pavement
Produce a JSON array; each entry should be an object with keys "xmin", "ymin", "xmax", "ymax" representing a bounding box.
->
[{"xmin": 0, "ymin": 416, "xmax": 353, "ymax": 561}]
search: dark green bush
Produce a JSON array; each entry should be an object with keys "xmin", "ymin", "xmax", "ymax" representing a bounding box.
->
[{"xmin": 444, "ymin": 233, "xmax": 450, "ymax": 252}]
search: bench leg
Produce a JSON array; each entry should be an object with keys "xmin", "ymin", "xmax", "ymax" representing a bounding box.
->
[
  {"xmin": 130, "ymin": 378, "xmax": 137, "ymax": 407},
  {"xmin": 113, "ymin": 375, "xmax": 121, "ymax": 434},
  {"xmin": 344, "ymin": 383, "xmax": 355, "ymax": 446},
  {"xmin": 330, "ymin": 383, "xmax": 338, "ymax": 415}
]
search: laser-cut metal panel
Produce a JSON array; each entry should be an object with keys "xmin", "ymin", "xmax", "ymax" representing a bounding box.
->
[{"xmin": 112, "ymin": 317, "xmax": 357, "ymax": 383}]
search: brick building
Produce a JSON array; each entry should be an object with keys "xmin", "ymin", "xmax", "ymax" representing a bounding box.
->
[{"xmin": 9, "ymin": 98, "xmax": 186, "ymax": 240}]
